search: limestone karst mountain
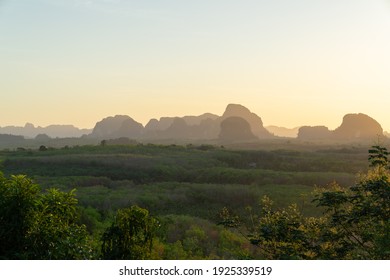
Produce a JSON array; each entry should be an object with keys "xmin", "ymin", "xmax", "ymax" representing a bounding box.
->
[
  {"xmin": 162, "ymin": 117, "xmax": 191, "ymax": 139},
  {"xmin": 144, "ymin": 113, "xmax": 219, "ymax": 140},
  {"xmin": 118, "ymin": 118, "xmax": 144, "ymax": 138},
  {"xmin": 297, "ymin": 113, "xmax": 384, "ymax": 141},
  {"xmin": 91, "ymin": 115, "xmax": 143, "ymax": 139},
  {"xmin": 219, "ymin": 117, "xmax": 258, "ymax": 142},
  {"xmin": 91, "ymin": 104, "xmax": 384, "ymax": 141},
  {"xmin": 144, "ymin": 117, "xmax": 175, "ymax": 132},
  {"xmin": 221, "ymin": 104, "xmax": 273, "ymax": 139},
  {"xmin": 145, "ymin": 113, "xmax": 218, "ymax": 131},
  {"xmin": 142, "ymin": 104, "xmax": 273, "ymax": 141},
  {"xmin": 332, "ymin": 113, "xmax": 384, "ymax": 140},
  {"xmin": 182, "ymin": 113, "xmax": 219, "ymax": 126},
  {"xmin": 3, "ymin": 105, "xmax": 387, "ymax": 144}
]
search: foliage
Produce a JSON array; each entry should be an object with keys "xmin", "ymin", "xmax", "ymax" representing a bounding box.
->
[
  {"xmin": 1, "ymin": 143, "xmax": 366, "ymax": 185},
  {"xmin": 0, "ymin": 174, "xmax": 39, "ymax": 258},
  {"xmin": 314, "ymin": 145, "xmax": 390, "ymax": 259},
  {"xmin": 101, "ymin": 205, "xmax": 159, "ymax": 259},
  {"xmin": 220, "ymin": 145, "xmax": 390, "ymax": 259},
  {"xmin": 151, "ymin": 215, "xmax": 255, "ymax": 260},
  {"xmin": 368, "ymin": 145, "xmax": 389, "ymax": 168},
  {"xmin": 27, "ymin": 188, "xmax": 93, "ymax": 259},
  {"xmin": 2, "ymin": 143, "xmax": 387, "ymax": 260},
  {"xmin": 0, "ymin": 173, "xmax": 92, "ymax": 259},
  {"xmin": 220, "ymin": 199, "xmax": 323, "ymax": 259}
]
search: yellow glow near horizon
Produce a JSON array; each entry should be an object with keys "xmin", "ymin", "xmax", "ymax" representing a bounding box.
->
[{"xmin": 0, "ymin": 0, "xmax": 389, "ymax": 131}]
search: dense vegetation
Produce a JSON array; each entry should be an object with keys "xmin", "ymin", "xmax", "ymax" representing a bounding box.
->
[
  {"xmin": 0, "ymin": 142, "xmax": 388, "ymax": 259},
  {"xmin": 221, "ymin": 145, "xmax": 390, "ymax": 259}
]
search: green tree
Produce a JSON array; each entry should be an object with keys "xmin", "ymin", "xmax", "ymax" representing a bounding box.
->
[
  {"xmin": 220, "ymin": 199, "xmax": 323, "ymax": 259},
  {"xmin": 39, "ymin": 145, "xmax": 48, "ymax": 151},
  {"xmin": 0, "ymin": 174, "xmax": 39, "ymax": 258},
  {"xmin": 368, "ymin": 145, "xmax": 389, "ymax": 168},
  {"xmin": 0, "ymin": 173, "xmax": 92, "ymax": 259},
  {"xmin": 220, "ymin": 145, "xmax": 390, "ymax": 259},
  {"xmin": 101, "ymin": 205, "xmax": 159, "ymax": 259},
  {"xmin": 314, "ymin": 145, "xmax": 390, "ymax": 259},
  {"xmin": 27, "ymin": 188, "xmax": 93, "ymax": 259}
]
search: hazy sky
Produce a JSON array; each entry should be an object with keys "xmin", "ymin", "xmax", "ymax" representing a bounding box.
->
[{"xmin": 1, "ymin": 0, "xmax": 390, "ymax": 130}]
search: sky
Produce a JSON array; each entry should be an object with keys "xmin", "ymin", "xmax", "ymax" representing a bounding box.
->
[{"xmin": 1, "ymin": 0, "xmax": 390, "ymax": 130}]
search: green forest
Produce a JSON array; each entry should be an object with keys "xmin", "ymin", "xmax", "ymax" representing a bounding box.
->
[{"xmin": 0, "ymin": 142, "xmax": 389, "ymax": 259}]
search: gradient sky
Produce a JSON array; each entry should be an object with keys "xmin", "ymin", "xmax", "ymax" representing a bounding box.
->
[{"xmin": 1, "ymin": 0, "xmax": 389, "ymax": 130}]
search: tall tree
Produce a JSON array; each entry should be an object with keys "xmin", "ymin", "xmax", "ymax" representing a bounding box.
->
[
  {"xmin": 101, "ymin": 206, "xmax": 159, "ymax": 259},
  {"xmin": 0, "ymin": 173, "xmax": 92, "ymax": 259}
]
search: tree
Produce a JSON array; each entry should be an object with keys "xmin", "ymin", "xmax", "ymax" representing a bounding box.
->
[
  {"xmin": 220, "ymin": 198, "xmax": 323, "ymax": 259},
  {"xmin": 27, "ymin": 188, "xmax": 93, "ymax": 259},
  {"xmin": 314, "ymin": 144, "xmax": 390, "ymax": 259},
  {"xmin": 368, "ymin": 145, "xmax": 389, "ymax": 168},
  {"xmin": 0, "ymin": 174, "xmax": 39, "ymax": 258},
  {"xmin": 101, "ymin": 206, "xmax": 159, "ymax": 259},
  {"xmin": 39, "ymin": 145, "xmax": 48, "ymax": 151},
  {"xmin": 0, "ymin": 173, "xmax": 92, "ymax": 259},
  {"xmin": 220, "ymin": 145, "xmax": 390, "ymax": 259}
]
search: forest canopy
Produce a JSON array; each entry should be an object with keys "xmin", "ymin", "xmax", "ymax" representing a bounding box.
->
[{"xmin": 0, "ymin": 145, "xmax": 389, "ymax": 259}]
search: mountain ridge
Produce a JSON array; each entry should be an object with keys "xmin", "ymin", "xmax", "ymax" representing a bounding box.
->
[
  {"xmin": 1, "ymin": 105, "xmax": 387, "ymax": 143},
  {"xmin": 0, "ymin": 123, "xmax": 92, "ymax": 138}
]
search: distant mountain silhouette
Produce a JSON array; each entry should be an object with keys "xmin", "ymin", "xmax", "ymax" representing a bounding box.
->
[
  {"xmin": 221, "ymin": 104, "xmax": 273, "ymax": 139},
  {"xmin": 162, "ymin": 117, "xmax": 190, "ymax": 139},
  {"xmin": 0, "ymin": 123, "xmax": 91, "ymax": 138},
  {"xmin": 119, "ymin": 118, "xmax": 144, "ymax": 138},
  {"xmin": 297, "ymin": 113, "xmax": 383, "ymax": 141},
  {"xmin": 141, "ymin": 104, "xmax": 273, "ymax": 141},
  {"xmin": 2, "ymin": 106, "xmax": 387, "ymax": 144},
  {"xmin": 219, "ymin": 117, "xmax": 258, "ymax": 142},
  {"xmin": 266, "ymin": 126, "xmax": 300, "ymax": 138},
  {"xmin": 332, "ymin": 113, "xmax": 383, "ymax": 140},
  {"xmin": 298, "ymin": 126, "xmax": 331, "ymax": 140},
  {"xmin": 145, "ymin": 113, "xmax": 218, "ymax": 132},
  {"xmin": 145, "ymin": 117, "xmax": 175, "ymax": 132},
  {"xmin": 144, "ymin": 113, "xmax": 219, "ymax": 140},
  {"xmin": 182, "ymin": 113, "xmax": 219, "ymax": 126},
  {"xmin": 91, "ymin": 115, "xmax": 143, "ymax": 139}
]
